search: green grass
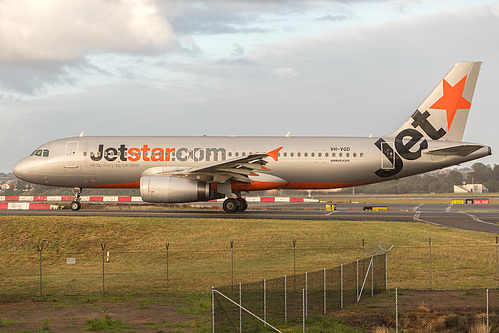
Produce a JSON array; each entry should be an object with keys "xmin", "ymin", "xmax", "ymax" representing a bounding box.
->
[
  {"xmin": 84, "ymin": 314, "xmax": 127, "ymax": 332},
  {"xmin": 0, "ymin": 216, "xmax": 498, "ymax": 297}
]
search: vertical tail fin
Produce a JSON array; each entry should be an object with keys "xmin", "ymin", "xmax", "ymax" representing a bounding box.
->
[{"xmin": 389, "ymin": 62, "xmax": 481, "ymax": 141}]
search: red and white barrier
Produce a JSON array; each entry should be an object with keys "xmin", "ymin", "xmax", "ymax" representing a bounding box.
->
[
  {"xmin": 0, "ymin": 202, "xmax": 59, "ymax": 210},
  {"xmin": 0, "ymin": 196, "xmax": 318, "ymax": 204},
  {"xmin": 0, "ymin": 196, "xmax": 142, "ymax": 202},
  {"xmin": 212, "ymin": 197, "xmax": 319, "ymax": 203}
]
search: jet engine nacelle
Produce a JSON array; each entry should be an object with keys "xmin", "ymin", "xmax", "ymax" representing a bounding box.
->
[{"xmin": 140, "ymin": 175, "xmax": 223, "ymax": 203}]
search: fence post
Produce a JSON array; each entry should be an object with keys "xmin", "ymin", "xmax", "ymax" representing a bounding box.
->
[
  {"xmin": 496, "ymin": 236, "xmax": 498, "ymax": 290},
  {"xmin": 371, "ymin": 256, "xmax": 374, "ymax": 297},
  {"xmin": 305, "ymin": 272, "xmax": 308, "ymax": 318},
  {"xmin": 231, "ymin": 241, "xmax": 234, "ymax": 292},
  {"xmin": 362, "ymin": 239, "xmax": 365, "ymax": 278},
  {"xmin": 239, "ymin": 282, "xmax": 242, "ymax": 333},
  {"xmin": 165, "ymin": 242, "xmax": 169, "ymax": 293},
  {"xmin": 385, "ymin": 252, "xmax": 388, "ymax": 291},
  {"xmin": 323, "ymin": 268, "xmax": 326, "ymax": 315},
  {"xmin": 356, "ymin": 259, "xmax": 359, "ymax": 302},
  {"xmin": 487, "ymin": 289, "xmax": 489, "ymax": 333},
  {"xmin": 341, "ymin": 264, "xmax": 344, "ymax": 309},
  {"xmin": 36, "ymin": 243, "xmax": 44, "ymax": 296},
  {"xmin": 302, "ymin": 289, "xmax": 305, "ymax": 333},
  {"xmin": 395, "ymin": 288, "xmax": 399, "ymax": 333},
  {"xmin": 101, "ymin": 243, "xmax": 106, "ymax": 295},
  {"xmin": 212, "ymin": 286, "xmax": 215, "ymax": 333},
  {"xmin": 264, "ymin": 279, "xmax": 266, "ymax": 327},
  {"xmin": 293, "ymin": 240, "xmax": 296, "ymax": 291},
  {"xmin": 284, "ymin": 275, "xmax": 287, "ymax": 323},
  {"xmin": 429, "ymin": 237, "xmax": 432, "ymax": 290}
]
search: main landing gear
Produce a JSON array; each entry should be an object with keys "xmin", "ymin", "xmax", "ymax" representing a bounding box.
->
[
  {"xmin": 222, "ymin": 197, "xmax": 248, "ymax": 213},
  {"xmin": 70, "ymin": 187, "xmax": 82, "ymax": 211}
]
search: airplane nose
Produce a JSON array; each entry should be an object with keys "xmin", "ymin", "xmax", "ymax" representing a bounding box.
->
[{"xmin": 13, "ymin": 159, "xmax": 29, "ymax": 181}]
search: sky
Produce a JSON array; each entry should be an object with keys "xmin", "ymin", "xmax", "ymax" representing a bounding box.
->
[{"xmin": 1, "ymin": 0, "xmax": 499, "ymax": 172}]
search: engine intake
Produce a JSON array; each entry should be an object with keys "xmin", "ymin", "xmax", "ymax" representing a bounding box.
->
[{"xmin": 140, "ymin": 175, "xmax": 223, "ymax": 203}]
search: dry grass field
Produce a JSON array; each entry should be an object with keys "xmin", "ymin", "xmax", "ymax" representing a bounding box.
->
[{"xmin": 1, "ymin": 216, "xmax": 498, "ymax": 332}]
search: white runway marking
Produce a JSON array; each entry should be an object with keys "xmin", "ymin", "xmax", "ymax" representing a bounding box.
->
[{"xmin": 413, "ymin": 204, "xmax": 424, "ymax": 211}]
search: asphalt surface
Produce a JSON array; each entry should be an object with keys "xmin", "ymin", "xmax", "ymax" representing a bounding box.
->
[{"xmin": 2, "ymin": 201, "xmax": 499, "ymax": 234}]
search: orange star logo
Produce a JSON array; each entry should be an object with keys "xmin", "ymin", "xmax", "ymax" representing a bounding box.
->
[{"xmin": 429, "ymin": 76, "xmax": 471, "ymax": 130}]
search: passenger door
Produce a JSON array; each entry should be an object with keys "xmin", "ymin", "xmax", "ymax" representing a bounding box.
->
[{"xmin": 64, "ymin": 141, "xmax": 79, "ymax": 168}]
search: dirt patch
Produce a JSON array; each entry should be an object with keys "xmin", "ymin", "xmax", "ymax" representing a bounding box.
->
[
  {"xmin": 0, "ymin": 296, "xmax": 209, "ymax": 332},
  {"xmin": 331, "ymin": 290, "xmax": 497, "ymax": 332}
]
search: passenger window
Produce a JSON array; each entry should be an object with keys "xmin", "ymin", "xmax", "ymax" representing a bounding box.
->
[
  {"xmin": 284, "ymin": 152, "xmax": 287, "ymax": 157},
  {"xmin": 339, "ymin": 153, "xmax": 343, "ymax": 157},
  {"xmin": 353, "ymin": 153, "xmax": 357, "ymax": 157},
  {"xmin": 346, "ymin": 153, "xmax": 349, "ymax": 157},
  {"xmin": 290, "ymin": 152, "xmax": 294, "ymax": 157},
  {"xmin": 325, "ymin": 153, "xmax": 329, "ymax": 157},
  {"xmin": 43, "ymin": 150, "xmax": 49, "ymax": 157},
  {"xmin": 318, "ymin": 153, "xmax": 322, "ymax": 157},
  {"xmin": 235, "ymin": 152, "xmax": 239, "ymax": 157},
  {"xmin": 228, "ymin": 152, "xmax": 232, "ymax": 157},
  {"xmin": 360, "ymin": 153, "xmax": 364, "ymax": 157},
  {"xmin": 304, "ymin": 152, "xmax": 308, "ymax": 157},
  {"xmin": 297, "ymin": 152, "xmax": 301, "ymax": 157},
  {"xmin": 332, "ymin": 153, "xmax": 336, "ymax": 157},
  {"xmin": 311, "ymin": 153, "xmax": 315, "ymax": 157}
]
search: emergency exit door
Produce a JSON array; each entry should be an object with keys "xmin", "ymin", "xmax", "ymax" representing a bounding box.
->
[{"xmin": 380, "ymin": 142, "xmax": 395, "ymax": 169}]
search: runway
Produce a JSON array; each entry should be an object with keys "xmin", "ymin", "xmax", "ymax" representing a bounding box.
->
[{"xmin": 2, "ymin": 201, "xmax": 499, "ymax": 234}]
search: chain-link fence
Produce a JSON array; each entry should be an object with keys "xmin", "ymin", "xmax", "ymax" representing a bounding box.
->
[
  {"xmin": 3, "ymin": 237, "xmax": 499, "ymax": 298},
  {"xmin": 212, "ymin": 254, "xmax": 387, "ymax": 332}
]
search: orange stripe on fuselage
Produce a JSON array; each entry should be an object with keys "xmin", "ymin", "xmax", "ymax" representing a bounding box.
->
[
  {"xmin": 90, "ymin": 181, "xmax": 140, "ymax": 189},
  {"xmin": 89, "ymin": 180, "xmax": 373, "ymax": 190},
  {"xmin": 282, "ymin": 182, "xmax": 373, "ymax": 189}
]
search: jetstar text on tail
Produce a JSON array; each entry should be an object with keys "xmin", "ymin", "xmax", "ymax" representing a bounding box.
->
[{"xmin": 90, "ymin": 144, "xmax": 226, "ymax": 162}]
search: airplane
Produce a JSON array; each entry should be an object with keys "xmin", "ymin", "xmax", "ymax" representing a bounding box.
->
[{"xmin": 13, "ymin": 62, "xmax": 491, "ymax": 213}]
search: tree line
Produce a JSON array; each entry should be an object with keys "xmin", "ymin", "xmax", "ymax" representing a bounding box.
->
[{"xmin": 342, "ymin": 163, "xmax": 499, "ymax": 194}]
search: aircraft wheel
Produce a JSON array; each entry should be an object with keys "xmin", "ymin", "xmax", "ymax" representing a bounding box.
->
[
  {"xmin": 70, "ymin": 201, "xmax": 81, "ymax": 211},
  {"xmin": 236, "ymin": 198, "xmax": 248, "ymax": 212},
  {"xmin": 223, "ymin": 198, "xmax": 238, "ymax": 213}
]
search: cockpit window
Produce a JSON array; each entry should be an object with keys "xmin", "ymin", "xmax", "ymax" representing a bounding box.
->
[{"xmin": 30, "ymin": 149, "xmax": 49, "ymax": 157}]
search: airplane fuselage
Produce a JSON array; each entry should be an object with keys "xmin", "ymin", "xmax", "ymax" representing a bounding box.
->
[{"xmin": 14, "ymin": 135, "xmax": 491, "ymax": 190}]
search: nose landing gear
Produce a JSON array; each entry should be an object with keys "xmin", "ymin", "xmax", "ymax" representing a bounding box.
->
[{"xmin": 70, "ymin": 187, "xmax": 82, "ymax": 211}]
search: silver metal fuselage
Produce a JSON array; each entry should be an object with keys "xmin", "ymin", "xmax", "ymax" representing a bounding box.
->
[{"xmin": 13, "ymin": 136, "xmax": 491, "ymax": 191}]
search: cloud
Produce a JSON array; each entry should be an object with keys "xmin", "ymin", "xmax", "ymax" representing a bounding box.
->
[
  {"xmin": 165, "ymin": 0, "xmax": 364, "ymax": 35},
  {"xmin": 232, "ymin": 44, "xmax": 245, "ymax": 57},
  {"xmin": 387, "ymin": 0, "xmax": 420, "ymax": 13},
  {"xmin": 0, "ymin": 0, "xmax": 176, "ymax": 63},
  {"xmin": 272, "ymin": 68, "xmax": 299, "ymax": 78},
  {"xmin": 0, "ymin": 0, "xmax": 177, "ymax": 95}
]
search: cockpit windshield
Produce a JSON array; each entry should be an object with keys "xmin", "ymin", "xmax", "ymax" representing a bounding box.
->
[{"xmin": 30, "ymin": 149, "xmax": 49, "ymax": 157}]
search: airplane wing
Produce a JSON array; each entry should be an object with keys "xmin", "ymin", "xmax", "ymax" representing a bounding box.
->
[
  {"xmin": 157, "ymin": 147, "xmax": 283, "ymax": 183},
  {"xmin": 427, "ymin": 145, "xmax": 484, "ymax": 157}
]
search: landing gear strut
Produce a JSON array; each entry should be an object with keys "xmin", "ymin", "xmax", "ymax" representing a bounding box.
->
[
  {"xmin": 222, "ymin": 197, "xmax": 248, "ymax": 213},
  {"xmin": 70, "ymin": 187, "xmax": 82, "ymax": 211}
]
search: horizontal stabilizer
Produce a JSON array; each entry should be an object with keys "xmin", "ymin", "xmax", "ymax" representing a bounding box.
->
[{"xmin": 427, "ymin": 145, "xmax": 484, "ymax": 157}]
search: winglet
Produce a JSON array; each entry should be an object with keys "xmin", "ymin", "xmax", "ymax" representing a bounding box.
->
[{"xmin": 266, "ymin": 147, "xmax": 283, "ymax": 162}]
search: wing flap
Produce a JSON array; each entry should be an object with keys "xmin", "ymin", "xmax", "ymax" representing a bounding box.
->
[{"xmin": 173, "ymin": 147, "xmax": 283, "ymax": 183}]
